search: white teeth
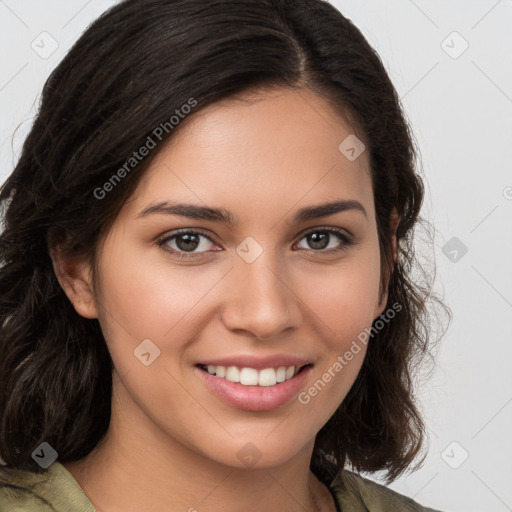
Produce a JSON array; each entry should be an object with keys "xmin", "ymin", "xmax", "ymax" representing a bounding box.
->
[
  {"xmin": 258, "ymin": 368, "xmax": 277, "ymax": 386},
  {"xmin": 240, "ymin": 367, "xmax": 258, "ymax": 385},
  {"xmin": 202, "ymin": 364, "xmax": 301, "ymax": 386},
  {"xmin": 226, "ymin": 366, "xmax": 240, "ymax": 383}
]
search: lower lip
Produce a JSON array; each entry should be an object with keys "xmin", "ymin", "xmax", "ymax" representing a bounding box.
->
[{"xmin": 195, "ymin": 365, "xmax": 313, "ymax": 412}]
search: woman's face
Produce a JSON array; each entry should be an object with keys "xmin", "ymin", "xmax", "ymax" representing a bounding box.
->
[{"xmin": 75, "ymin": 87, "xmax": 388, "ymax": 468}]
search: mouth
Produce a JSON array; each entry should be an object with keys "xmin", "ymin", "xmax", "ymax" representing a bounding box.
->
[
  {"xmin": 195, "ymin": 362, "xmax": 314, "ymax": 411},
  {"xmin": 195, "ymin": 363, "xmax": 313, "ymax": 387}
]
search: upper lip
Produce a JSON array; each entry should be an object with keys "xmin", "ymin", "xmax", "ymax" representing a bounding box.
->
[{"xmin": 197, "ymin": 354, "xmax": 312, "ymax": 371}]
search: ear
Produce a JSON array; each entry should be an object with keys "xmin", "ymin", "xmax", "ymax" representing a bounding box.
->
[
  {"xmin": 374, "ymin": 207, "xmax": 401, "ymax": 316},
  {"xmin": 49, "ymin": 247, "xmax": 99, "ymax": 319}
]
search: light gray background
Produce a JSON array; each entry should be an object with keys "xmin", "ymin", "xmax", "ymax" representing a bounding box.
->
[{"xmin": 1, "ymin": 1, "xmax": 511, "ymax": 511}]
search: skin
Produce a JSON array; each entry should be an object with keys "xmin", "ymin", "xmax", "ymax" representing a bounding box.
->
[{"xmin": 53, "ymin": 86, "xmax": 399, "ymax": 512}]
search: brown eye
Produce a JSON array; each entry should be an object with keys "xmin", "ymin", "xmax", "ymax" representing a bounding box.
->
[
  {"xmin": 295, "ymin": 228, "xmax": 354, "ymax": 253},
  {"xmin": 157, "ymin": 229, "xmax": 217, "ymax": 258}
]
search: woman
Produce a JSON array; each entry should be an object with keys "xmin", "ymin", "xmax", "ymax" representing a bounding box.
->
[{"xmin": 0, "ymin": 0, "xmax": 449, "ymax": 510}]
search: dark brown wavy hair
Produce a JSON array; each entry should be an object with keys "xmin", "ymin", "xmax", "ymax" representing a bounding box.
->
[{"xmin": 0, "ymin": 0, "xmax": 449, "ymax": 486}]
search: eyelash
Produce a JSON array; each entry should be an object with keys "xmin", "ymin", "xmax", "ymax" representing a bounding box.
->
[{"xmin": 157, "ymin": 227, "xmax": 355, "ymax": 259}]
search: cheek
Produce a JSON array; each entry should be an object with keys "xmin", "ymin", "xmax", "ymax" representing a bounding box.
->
[
  {"xmin": 93, "ymin": 243, "xmax": 235, "ymax": 384},
  {"xmin": 292, "ymin": 248, "xmax": 380, "ymax": 414},
  {"xmin": 298, "ymin": 253, "xmax": 382, "ymax": 343},
  {"xmin": 94, "ymin": 243, "xmax": 229, "ymax": 362}
]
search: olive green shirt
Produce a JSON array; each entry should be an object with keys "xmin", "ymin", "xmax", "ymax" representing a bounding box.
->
[{"xmin": 0, "ymin": 461, "xmax": 441, "ymax": 511}]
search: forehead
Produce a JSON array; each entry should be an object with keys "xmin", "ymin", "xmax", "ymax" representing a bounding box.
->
[{"xmin": 123, "ymin": 86, "xmax": 373, "ymax": 224}]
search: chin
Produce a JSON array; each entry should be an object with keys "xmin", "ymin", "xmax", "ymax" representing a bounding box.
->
[{"xmin": 208, "ymin": 433, "xmax": 312, "ymax": 470}]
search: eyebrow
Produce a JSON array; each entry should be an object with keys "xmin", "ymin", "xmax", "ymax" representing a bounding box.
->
[{"xmin": 137, "ymin": 199, "xmax": 367, "ymax": 224}]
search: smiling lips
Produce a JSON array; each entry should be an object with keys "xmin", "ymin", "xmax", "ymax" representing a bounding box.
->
[{"xmin": 195, "ymin": 354, "xmax": 313, "ymax": 411}]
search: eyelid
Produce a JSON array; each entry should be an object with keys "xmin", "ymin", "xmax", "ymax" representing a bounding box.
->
[
  {"xmin": 298, "ymin": 225, "xmax": 353, "ymax": 239},
  {"xmin": 156, "ymin": 228, "xmax": 218, "ymax": 249}
]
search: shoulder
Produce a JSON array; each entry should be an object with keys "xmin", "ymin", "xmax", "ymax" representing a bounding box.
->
[
  {"xmin": 0, "ymin": 466, "xmax": 55, "ymax": 511},
  {"xmin": 0, "ymin": 462, "xmax": 95, "ymax": 512},
  {"xmin": 330, "ymin": 469, "xmax": 443, "ymax": 512}
]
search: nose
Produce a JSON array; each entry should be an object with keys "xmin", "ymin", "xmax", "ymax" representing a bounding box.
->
[{"xmin": 220, "ymin": 251, "xmax": 302, "ymax": 340}]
